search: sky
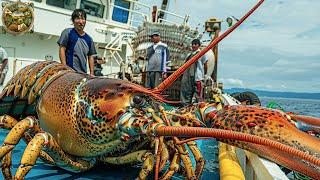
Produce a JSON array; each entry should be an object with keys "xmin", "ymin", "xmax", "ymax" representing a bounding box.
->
[{"xmin": 140, "ymin": 0, "xmax": 320, "ymax": 93}]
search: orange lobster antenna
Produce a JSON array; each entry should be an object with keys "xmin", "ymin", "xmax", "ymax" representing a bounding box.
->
[
  {"xmin": 290, "ymin": 114, "xmax": 320, "ymax": 126},
  {"xmin": 154, "ymin": 126, "xmax": 320, "ymax": 167},
  {"xmin": 152, "ymin": 0, "xmax": 265, "ymax": 93}
]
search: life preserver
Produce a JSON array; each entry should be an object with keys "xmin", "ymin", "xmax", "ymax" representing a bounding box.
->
[
  {"xmin": 230, "ymin": 91, "xmax": 261, "ymax": 106},
  {"xmin": 1, "ymin": 1, "xmax": 34, "ymax": 35}
]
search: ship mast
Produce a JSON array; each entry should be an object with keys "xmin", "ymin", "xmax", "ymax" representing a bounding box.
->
[{"xmin": 158, "ymin": 0, "xmax": 170, "ymax": 22}]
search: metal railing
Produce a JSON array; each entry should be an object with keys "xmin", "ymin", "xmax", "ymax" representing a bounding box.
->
[
  {"xmin": 13, "ymin": 58, "xmax": 47, "ymax": 75},
  {"xmin": 156, "ymin": 8, "xmax": 189, "ymax": 25}
]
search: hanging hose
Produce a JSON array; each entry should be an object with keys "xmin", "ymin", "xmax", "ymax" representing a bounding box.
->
[
  {"xmin": 294, "ymin": 172, "xmax": 312, "ymax": 180},
  {"xmin": 219, "ymin": 143, "xmax": 245, "ymax": 180},
  {"xmin": 290, "ymin": 114, "xmax": 320, "ymax": 127}
]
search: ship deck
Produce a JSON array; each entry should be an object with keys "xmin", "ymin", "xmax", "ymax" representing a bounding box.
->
[{"xmin": 0, "ymin": 130, "xmax": 219, "ymax": 180}]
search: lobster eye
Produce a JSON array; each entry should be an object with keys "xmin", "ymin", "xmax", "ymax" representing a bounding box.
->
[
  {"xmin": 132, "ymin": 95, "xmax": 145, "ymax": 106},
  {"xmin": 133, "ymin": 96, "xmax": 142, "ymax": 105}
]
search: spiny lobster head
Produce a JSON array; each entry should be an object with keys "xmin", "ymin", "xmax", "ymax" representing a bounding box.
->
[
  {"xmin": 75, "ymin": 77, "xmax": 204, "ymax": 142},
  {"xmin": 80, "ymin": 77, "xmax": 166, "ymax": 121}
]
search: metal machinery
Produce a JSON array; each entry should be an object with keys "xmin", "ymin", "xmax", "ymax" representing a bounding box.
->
[
  {"xmin": 204, "ymin": 17, "xmax": 222, "ymax": 86},
  {"xmin": 203, "ymin": 17, "xmax": 223, "ymax": 101},
  {"xmin": 132, "ymin": 21, "xmax": 200, "ymax": 69}
]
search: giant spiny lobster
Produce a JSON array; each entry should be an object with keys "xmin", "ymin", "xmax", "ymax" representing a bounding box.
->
[{"xmin": 0, "ymin": 0, "xmax": 320, "ymax": 179}]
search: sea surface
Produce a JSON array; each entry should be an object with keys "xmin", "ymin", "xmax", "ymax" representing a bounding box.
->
[
  {"xmin": 0, "ymin": 97, "xmax": 319, "ymax": 179},
  {"xmin": 260, "ymin": 96, "xmax": 320, "ymax": 117}
]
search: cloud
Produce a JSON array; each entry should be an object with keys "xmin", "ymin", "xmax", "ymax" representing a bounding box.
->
[
  {"xmin": 221, "ymin": 78, "xmax": 244, "ymax": 87},
  {"xmin": 219, "ymin": 47, "xmax": 320, "ymax": 92},
  {"xmin": 139, "ymin": 0, "xmax": 320, "ymax": 92},
  {"xmin": 265, "ymin": 84, "xmax": 273, "ymax": 89}
]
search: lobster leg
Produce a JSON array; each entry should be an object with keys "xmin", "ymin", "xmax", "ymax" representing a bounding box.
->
[
  {"xmin": 161, "ymin": 151, "xmax": 181, "ymax": 180},
  {"xmin": 0, "ymin": 115, "xmax": 54, "ymax": 166},
  {"xmin": 100, "ymin": 150, "xmax": 154, "ymax": 180},
  {"xmin": 159, "ymin": 106, "xmax": 202, "ymax": 179},
  {"xmin": 15, "ymin": 133, "xmax": 53, "ymax": 179},
  {"xmin": 159, "ymin": 142, "xmax": 169, "ymax": 171},
  {"xmin": 154, "ymin": 137, "xmax": 164, "ymax": 179},
  {"xmin": 15, "ymin": 132, "xmax": 96, "ymax": 179},
  {"xmin": 0, "ymin": 116, "xmax": 38, "ymax": 159},
  {"xmin": 0, "ymin": 115, "xmax": 17, "ymax": 178},
  {"xmin": 1, "ymin": 151, "xmax": 12, "ymax": 179},
  {"xmin": 174, "ymin": 142, "xmax": 196, "ymax": 179},
  {"xmin": 0, "ymin": 116, "xmax": 39, "ymax": 179},
  {"xmin": 139, "ymin": 152, "xmax": 154, "ymax": 180},
  {"xmin": 186, "ymin": 141, "xmax": 205, "ymax": 179}
]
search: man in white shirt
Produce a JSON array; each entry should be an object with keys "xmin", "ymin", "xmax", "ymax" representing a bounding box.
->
[
  {"xmin": 0, "ymin": 46, "xmax": 8, "ymax": 85},
  {"xmin": 180, "ymin": 39, "xmax": 208, "ymax": 105}
]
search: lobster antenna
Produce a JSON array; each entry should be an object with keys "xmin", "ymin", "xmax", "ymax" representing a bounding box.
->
[{"xmin": 152, "ymin": 0, "xmax": 265, "ymax": 93}]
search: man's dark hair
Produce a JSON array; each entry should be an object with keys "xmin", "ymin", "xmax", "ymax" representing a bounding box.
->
[
  {"xmin": 191, "ymin": 39, "xmax": 201, "ymax": 45},
  {"xmin": 71, "ymin": 9, "xmax": 87, "ymax": 22}
]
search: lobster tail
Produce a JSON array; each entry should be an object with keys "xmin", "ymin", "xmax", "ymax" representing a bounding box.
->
[{"xmin": 0, "ymin": 61, "xmax": 73, "ymax": 117}]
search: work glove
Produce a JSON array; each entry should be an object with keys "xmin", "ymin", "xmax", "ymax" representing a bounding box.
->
[{"xmin": 204, "ymin": 75, "xmax": 210, "ymax": 81}]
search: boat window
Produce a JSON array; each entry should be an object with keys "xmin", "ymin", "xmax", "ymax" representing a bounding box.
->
[
  {"xmin": 31, "ymin": 0, "xmax": 42, "ymax": 2},
  {"xmin": 112, "ymin": 0, "xmax": 130, "ymax": 23},
  {"xmin": 46, "ymin": 0, "xmax": 77, "ymax": 10},
  {"xmin": 80, "ymin": 0, "xmax": 105, "ymax": 18}
]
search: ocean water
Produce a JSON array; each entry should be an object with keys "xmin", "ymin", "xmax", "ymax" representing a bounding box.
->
[
  {"xmin": 260, "ymin": 97, "xmax": 320, "ymax": 117},
  {"xmin": 0, "ymin": 97, "xmax": 318, "ymax": 179}
]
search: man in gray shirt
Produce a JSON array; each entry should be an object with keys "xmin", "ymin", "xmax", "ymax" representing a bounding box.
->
[
  {"xmin": 57, "ymin": 9, "xmax": 96, "ymax": 75},
  {"xmin": 145, "ymin": 31, "xmax": 169, "ymax": 89}
]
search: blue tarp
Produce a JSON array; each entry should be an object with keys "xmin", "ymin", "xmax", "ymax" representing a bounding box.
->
[{"xmin": 0, "ymin": 130, "xmax": 219, "ymax": 179}]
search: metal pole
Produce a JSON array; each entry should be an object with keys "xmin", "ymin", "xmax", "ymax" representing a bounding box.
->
[{"xmin": 211, "ymin": 29, "xmax": 220, "ymax": 87}]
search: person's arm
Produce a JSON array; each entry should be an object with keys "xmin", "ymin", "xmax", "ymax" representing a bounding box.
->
[
  {"xmin": 97, "ymin": 57, "xmax": 106, "ymax": 64},
  {"xmin": 88, "ymin": 38, "xmax": 97, "ymax": 75},
  {"xmin": 0, "ymin": 59, "xmax": 7, "ymax": 73},
  {"xmin": 162, "ymin": 46, "xmax": 169, "ymax": 79},
  {"xmin": 202, "ymin": 54, "xmax": 209, "ymax": 81},
  {"xmin": 146, "ymin": 46, "xmax": 153, "ymax": 61},
  {"xmin": 59, "ymin": 46, "xmax": 67, "ymax": 65},
  {"xmin": 57, "ymin": 29, "xmax": 70, "ymax": 65},
  {"xmin": 204, "ymin": 61, "xmax": 208, "ymax": 75},
  {"xmin": 88, "ymin": 55, "xmax": 95, "ymax": 75},
  {"xmin": 0, "ymin": 48, "xmax": 8, "ymax": 72},
  {"xmin": 162, "ymin": 72, "xmax": 167, "ymax": 79}
]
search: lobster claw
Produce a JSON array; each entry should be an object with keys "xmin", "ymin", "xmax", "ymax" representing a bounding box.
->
[
  {"xmin": 205, "ymin": 105, "xmax": 320, "ymax": 178},
  {"xmin": 208, "ymin": 105, "xmax": 320, "ymax": 153}
]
